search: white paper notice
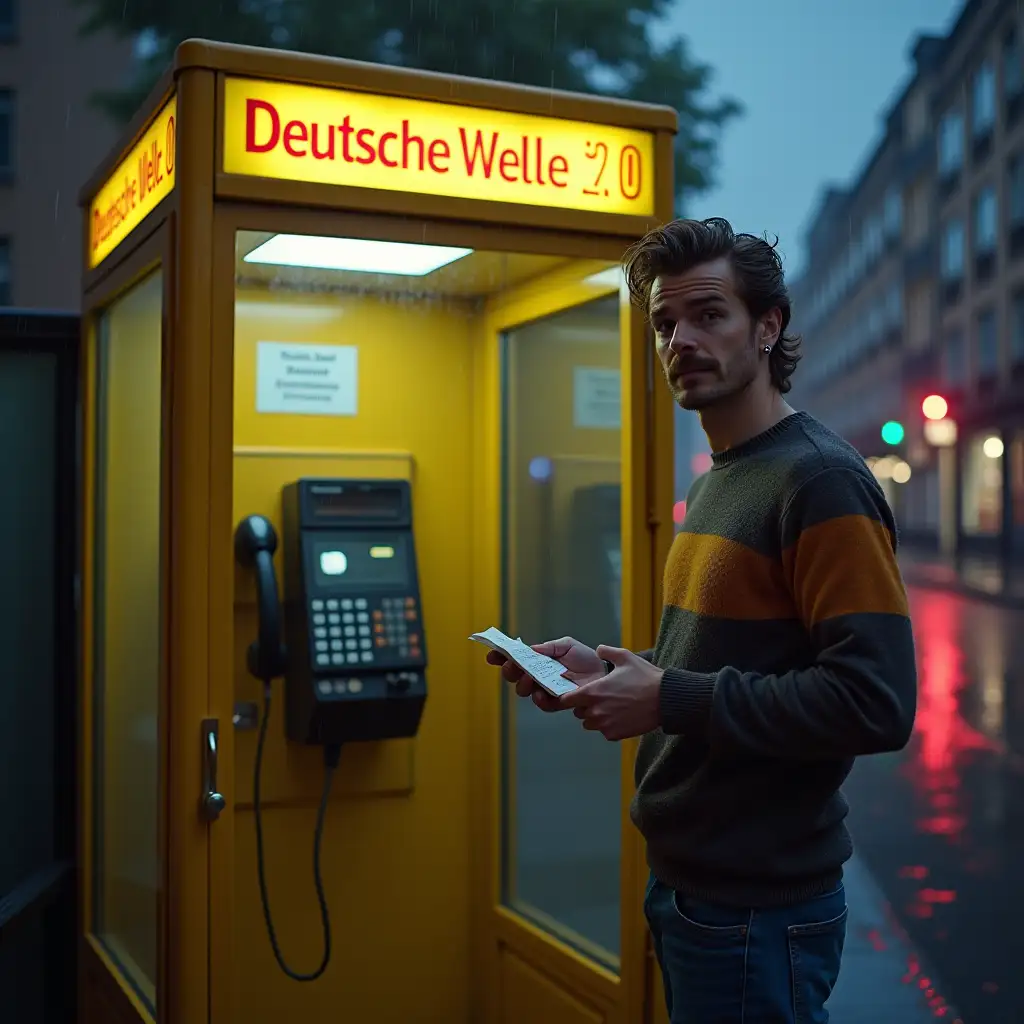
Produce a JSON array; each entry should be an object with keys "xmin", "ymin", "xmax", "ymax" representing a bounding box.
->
[
  {"xmin": 256, "ymin": 341, "xmax": 358, "ymax": 416},
  {"xmin": 469, "ymin": 627, "xmax": 578, "ymax": 697},
  {"xmin": 573, "ymin": 367, "xmax": 621, "ymax": 429}
]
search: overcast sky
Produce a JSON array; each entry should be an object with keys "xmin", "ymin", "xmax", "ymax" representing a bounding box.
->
[{"xmin": 668, "ymin": 0, "xmax": 966, "ymax": 276}]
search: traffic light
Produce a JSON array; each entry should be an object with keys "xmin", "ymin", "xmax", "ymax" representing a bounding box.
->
[
  {"xmin": 881, "ymin": 420, "xmax": 905, "ymax": 445},
  {"xmin": 921, "ymin": 394, "xmax": 948, "ymax": 421}
]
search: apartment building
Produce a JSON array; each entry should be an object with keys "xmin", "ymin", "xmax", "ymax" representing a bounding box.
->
[
  {"xmin": 0, "ymin": 0, "xmax": 134, "ymax": 310},
  {"xmin": 791, "ymin": 0, "xmax": 1024, "ymax": 562}
]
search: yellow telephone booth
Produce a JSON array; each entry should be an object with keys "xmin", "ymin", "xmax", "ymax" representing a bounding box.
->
[{"xmin": 77, "ymin": 39, "xmax": 677, "ymax": 1024}]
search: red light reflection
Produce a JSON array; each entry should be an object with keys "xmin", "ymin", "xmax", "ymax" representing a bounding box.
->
[{"xmin": 904, "ymin": 593, "xmax": 999, "ymax": 843}]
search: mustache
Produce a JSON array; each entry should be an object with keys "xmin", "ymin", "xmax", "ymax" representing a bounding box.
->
[{"xmin": 667, "ymin": 358, "xmax": 717, "ymax": 375}]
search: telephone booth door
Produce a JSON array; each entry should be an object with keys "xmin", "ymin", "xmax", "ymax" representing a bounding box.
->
[{"xmin": 79, "ymin": 231, "xmax": 175, "ymax": 1024}]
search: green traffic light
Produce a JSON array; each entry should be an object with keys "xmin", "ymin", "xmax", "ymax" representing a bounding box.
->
[{"xmin": 881, "ymin": 420, "xmax": 905, "ymax": 445}]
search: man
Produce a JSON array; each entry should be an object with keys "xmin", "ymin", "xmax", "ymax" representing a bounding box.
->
[{"xmin": 485, "ymin": 217, "xmax": 917, "ymax": 1023}]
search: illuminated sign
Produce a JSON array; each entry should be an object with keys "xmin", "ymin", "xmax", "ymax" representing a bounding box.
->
[
  {"xmin": 222, "ymin": 78, "xmax": 655, "ymax": 217},
  {"xmin": 89, "ymin": 96, "xmax": 177, "ymax": 269}
]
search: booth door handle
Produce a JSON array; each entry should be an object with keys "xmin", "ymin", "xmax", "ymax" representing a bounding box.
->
[{"xmin": 200, "ymin": 718, "xmax": 227, "ymax": 823}]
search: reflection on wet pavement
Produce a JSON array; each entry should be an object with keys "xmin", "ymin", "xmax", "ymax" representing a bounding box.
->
[
  {"xmin": 844, "ymin": 585, "xmax": 1024, "ymax": 1024},
  {"xmin": 828, "ymin": 854, "xmax": 959, "ymax": 1023}
]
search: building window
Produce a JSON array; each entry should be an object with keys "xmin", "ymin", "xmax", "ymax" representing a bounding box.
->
[
  {"xmin": 1005, "ymin": 29, "xmax": 1023, "ymax": 98},
  {"xmin": 1012, "ymin": 290, "xmax": 1024, "ymax": 365},
  {"xmin": 0, "ymin": 235, "xmax": 8, "ymax": 303},
  {"xmin": 0, "ymin": 0, "xmax": 14, "ymax": 40},
  {"xmin": 885, "ymin": 283, "xmax": 903, "ymax": 328},
  {"xmin": 0, "ymin": 237, "xmax": 9, "ymax": 306},
  {"xmin": 0, "ymin": 91, "xmax": 13, "ymax": 179},
  {"xmin": 906, "ymin": 181, "xmax": 930, "ymax": 243},
  {"xmin": 962, "ymin": 433, "xmax": 1004, "ymax": 536},
  {"xmin": 974, "ymin": 186, "xmax": 998, "ymax": 251},
  {"xmin": 973, "ymin": 61, "xmax": 996, "ymax": 135},
  {"xmin": 883, "ymin": 188, "xmax": 902, "ymax": 239},
  {"xmin": 941, "ymin": 219, "xmax": 965, "ymax": 278},
  {"xmin": 976, "ymin": 308, "xmax": 998, "ymax": 377},
  {"xmin": 938, "ymin": 110, "xmax": 964, "ymax": 175},
  {"xmin": 942, "ymin": 328, "xmax": 966, "ymax": 385},
  {"xmin": 862, "ymin": 215, "xmax": 884, "ymax": 262},
  {"xmin": 867, "ymin": 304, "xmax": 883, "ymax": 342},
  {"xmin": 1011, "ymin": 153, "xmax": 1024, "ymax": 223},
  {"xmin": 1010, "ymin": 436, "xmax": 1024, "ymax": 541}
]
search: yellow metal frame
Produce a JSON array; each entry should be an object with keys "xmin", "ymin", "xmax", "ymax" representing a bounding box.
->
[{"xmin": 78, "ymin": 38, "xmax": 677, "ymax": 1024}]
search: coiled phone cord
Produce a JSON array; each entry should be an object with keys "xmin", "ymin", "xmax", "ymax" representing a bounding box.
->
[{"xmin": 253, "ymin": 680, "xmax": 342, "ymax": 982}]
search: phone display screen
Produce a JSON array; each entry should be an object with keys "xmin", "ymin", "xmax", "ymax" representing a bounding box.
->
[{"xmin": 310, "ymin": 535, "xmax": 410, "ymax": 588}]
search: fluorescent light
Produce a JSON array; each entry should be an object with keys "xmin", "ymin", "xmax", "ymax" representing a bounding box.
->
[
  {"xmin": 584, "ymin": 267, "xmax": 624, "ymax": 290},
  {"xmin": 243, "ymin": 234, "xmax": 472, "ymax": 276}
]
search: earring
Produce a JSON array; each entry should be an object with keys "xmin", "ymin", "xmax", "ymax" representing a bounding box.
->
[{"xmin": 764, "ymin": 344, "xmax": 773, "ymax": 354}]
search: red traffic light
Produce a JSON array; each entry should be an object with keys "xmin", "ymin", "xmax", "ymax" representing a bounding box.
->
[{"xmin": 922, "ymin": 394, "xmax": 948, "ymax": 421}]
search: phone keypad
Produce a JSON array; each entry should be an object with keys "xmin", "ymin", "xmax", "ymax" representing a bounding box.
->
[
  {"xmin": 373, "ymin": 596, "xmax": 422, "ymax": 660},
  {"xmin": 309, "ymin": 595, "xmax": 421, "ymax": 668}
]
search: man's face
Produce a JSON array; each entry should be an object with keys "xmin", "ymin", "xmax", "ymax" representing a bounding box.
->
[{"xmin": 650, "ymin": 257, "xmax": 767, "ymax": 410}]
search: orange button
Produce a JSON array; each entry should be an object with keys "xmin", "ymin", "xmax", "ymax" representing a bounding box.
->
[
  {"xmin": 376, "ymin": 637, "xmax": 387, "ymax": 648},
  {"xmin": 405, "ymin": 610, "xmax": 416, "ymax": 621},
  {"xmin": 408, "ymin": 634, "xmax": 419, "ymax": 645},
  {"xmin": 405, "ymin": 597, "xmax": 416, "ymax": 608}
]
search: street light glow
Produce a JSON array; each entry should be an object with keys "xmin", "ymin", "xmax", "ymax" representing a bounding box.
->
[
  {"xmin": 922, "ymin": 394, "xmax": 948, "ymax": 421},
  {"xmin": 983, "ymin": 436, "xmax": 1004, "ymax": 459}
]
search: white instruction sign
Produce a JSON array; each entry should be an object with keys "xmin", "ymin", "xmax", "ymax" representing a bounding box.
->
[
  {"xmin": 573, "ymin": 367, "xmax": 621, "ymax": 429},
  {"xmin": 256, "ymin": 341, "xmax": 358, "ymax": 416}
]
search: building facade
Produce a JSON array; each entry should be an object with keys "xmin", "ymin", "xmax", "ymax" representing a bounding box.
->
[
  {"xmin": 792, "ymin": 0, "xmax": 1024, "ymax": 563},
  {"xmin": 0, "ymin": 0, "xmax": 134, "ymax": 311}
]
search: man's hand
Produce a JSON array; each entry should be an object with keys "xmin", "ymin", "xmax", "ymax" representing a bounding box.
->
[
  {"xmin": 559, "ymin": 645, "xmax": 663, "ymax": 741},
  {"xmin": 485, "ymin": 636, "xmax": 606, "ymax": 712}
]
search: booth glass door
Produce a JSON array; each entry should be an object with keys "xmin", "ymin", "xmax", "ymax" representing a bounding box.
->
[
  {"xmin": 489, "ymin": 277, "xmax": 650, "ymax": 1024},
  {"xmin": 500, "ymin": 296, "xmax": 624, "ymax": 961},
  {"xmin": 82, "ymin": 264, "xmax": 167, "ymax": 1024}
]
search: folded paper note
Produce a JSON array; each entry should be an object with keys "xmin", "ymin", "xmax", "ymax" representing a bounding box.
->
[{"xmin": 469, "ymin": 627, "xmax": 578, "ymax": 697}]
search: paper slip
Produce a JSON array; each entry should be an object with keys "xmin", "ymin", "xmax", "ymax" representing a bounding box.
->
[{"xmin": 469, "ymin": 627, "xmax": 578, "ymax": 697}]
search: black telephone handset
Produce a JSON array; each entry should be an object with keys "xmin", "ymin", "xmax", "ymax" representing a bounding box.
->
[
  {"xmin": 234, "ymin": 515, "xmax": 287, "ymax": 681},
  {"xmin": 234, "ymin": 513, "xmax": 336, "ymax": 984}
]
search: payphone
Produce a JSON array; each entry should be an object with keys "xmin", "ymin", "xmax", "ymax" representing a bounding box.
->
[{"xmin": 234, "ymin": 478, "xmax": 429, "ymax": 981}]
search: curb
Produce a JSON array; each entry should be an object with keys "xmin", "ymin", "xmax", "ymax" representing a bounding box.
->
[{"xmin": 901, "ymin": 570, "xmax": 1024, "ymax": 611}]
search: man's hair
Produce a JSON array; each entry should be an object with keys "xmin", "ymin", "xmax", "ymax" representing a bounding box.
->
[{"xmin": 621, "ymin": 217, "xmax": 802, "ymax": 394}]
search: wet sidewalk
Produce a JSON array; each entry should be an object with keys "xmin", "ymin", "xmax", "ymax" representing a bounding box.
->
[
  {"xmin": 899, "ymin": 549, "xmax": 1024, "ymax": 609},
  {"xmin": 829, "ymin": 854, "xmax": 960, "ymax": 1023}
]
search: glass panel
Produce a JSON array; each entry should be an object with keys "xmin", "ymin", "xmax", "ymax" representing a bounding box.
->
[
  {"xmin": 500, "ymin": 295, "xmax": 622, "ymax": 967},
  {"xmin": 92, "ymin": 268, "xmax": 163, "ymax": 1010},
  {"xmin": 961, "ymin": 432, "xmax": 1003, "ymax": 536},
  {"xmin": 1011, "ymin": 436, "xmax": 1024, "ymax": 549},
  {"xmin": 0, "ymin": 350, "xmax": 56, "ymax": 899}
]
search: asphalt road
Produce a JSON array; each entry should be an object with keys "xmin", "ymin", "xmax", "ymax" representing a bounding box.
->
[{"xmin": 843, "ymin": 584, "xmax": 1024, "ymax": 1024}]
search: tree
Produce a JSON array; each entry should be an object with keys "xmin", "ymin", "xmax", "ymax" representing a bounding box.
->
[{"xmin": 73, "ymin": 0, "xmax": 740, "ymax": 206}]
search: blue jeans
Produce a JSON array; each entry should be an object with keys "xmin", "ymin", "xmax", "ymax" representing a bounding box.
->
[{"xmin": 644, "ymin": 875, "xmax": 847, "ymax": 1024}]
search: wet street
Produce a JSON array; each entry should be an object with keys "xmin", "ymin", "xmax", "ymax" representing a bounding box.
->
[{"xmin": 843, "ymin": 584, "xmax": 1024, "ymax": 1024}]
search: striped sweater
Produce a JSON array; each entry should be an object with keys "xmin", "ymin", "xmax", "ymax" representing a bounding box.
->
[{"xmin": 630, "ymin": 411, "xmax": 916, "ymax": 908}]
